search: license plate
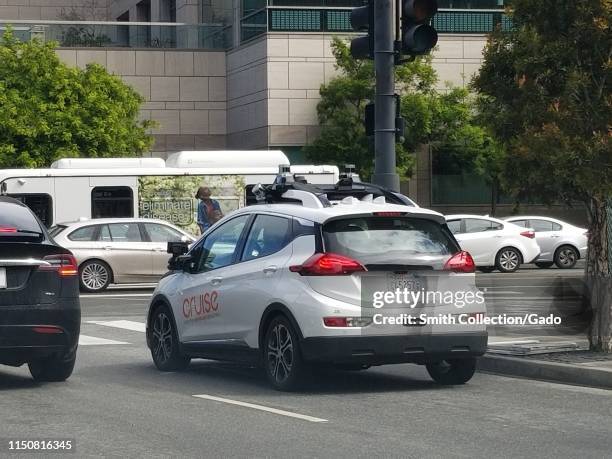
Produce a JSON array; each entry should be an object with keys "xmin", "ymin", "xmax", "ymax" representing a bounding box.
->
[
  {"xmin": 386, "ymin": 273, "xmax": 422, "ymax": 292},
  {"xmin": 0, "ymin": 268, "xmax": 6, "ymax": 289}
]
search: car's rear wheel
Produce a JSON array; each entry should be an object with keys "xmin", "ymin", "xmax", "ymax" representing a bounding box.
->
[
  {"xmin": 29, "ymin": 353, "xmax": 76, "ymax": 382},
  {"xmin": 79, "ymin": 260, "xmax": 112, "ymax": 293},
  {"xmin": 426, "ymin": 358, "xmax": 476, "ymax": 385},
  {"xmin": 554, "ymin": 245, "xmax": 578, "ymax": 269},
  {"xmin": 150, "ymin": 305, "xmax": 190, "ymax": 371},
  {"xmin": 495, "ymin": 247, "xmax": 522, "ymax": 273},
  {"xmin": 264, "ymin": 316, "xmax": 307, "ymax": 391},
  {"xmin": 535, "ymin": 261, "xmax": 554, "ymax": 269}
]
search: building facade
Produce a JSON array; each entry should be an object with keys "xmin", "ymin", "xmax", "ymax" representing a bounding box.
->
[{"xmin": 4, "ymin": 1, "xmax": 583, "ymax": 221}]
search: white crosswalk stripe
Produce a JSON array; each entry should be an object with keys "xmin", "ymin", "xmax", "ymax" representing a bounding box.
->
[
  {"xmin": 86, "ymin": 320, "xmax": 146, "ymax": 333},
  {"xmin": 79, "ymin": 335, "xmax": 130, "ymax": 346}
]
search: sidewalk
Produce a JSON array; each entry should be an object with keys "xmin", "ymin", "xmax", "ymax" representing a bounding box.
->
[{"xmin": 478, "ymin": 334, "xmax": 612, "ymax": 389}]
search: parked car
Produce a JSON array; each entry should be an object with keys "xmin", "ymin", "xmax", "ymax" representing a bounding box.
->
[
  {"xmin": 503, "ymin": 216, "xmax": 587, "ymax": 269},
  {"xmin": 50, "ymin": 219, "xmax": 196, "ymax": 292},
  {"xmin": 147, "ymin": 182, "xmax": 487, "ymax": 391},
  {"xmin": 445, "ymin": 215, "xmax": 541, "ymax": 273},
  {"xmin": 0, "ymin": 196, "xmax": 80, "ymax": 381}
]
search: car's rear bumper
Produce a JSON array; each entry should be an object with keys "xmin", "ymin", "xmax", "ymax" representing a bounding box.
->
[
  {"xmin": 300, "ymin": 332, "xmax": 488, "ymax": 365},
  {"xmin": 0, "ymin": 299, "xmax": 80, "ymax": 366}
]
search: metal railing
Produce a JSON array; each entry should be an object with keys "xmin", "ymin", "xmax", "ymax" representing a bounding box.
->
[
  {"xmin": 264, "ymin": 7, "xmax": 511, "ymax": 34},
  {"xmin": 0, "ymin": 20, "xmax": 233, "ymax": 50}
]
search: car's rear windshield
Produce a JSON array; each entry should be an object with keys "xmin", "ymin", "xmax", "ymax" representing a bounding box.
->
[
  {"xmin": 323, "ymin": 216, "xmax": 457, "ymax": 265},
  {"xmin": 48, "ymin": 225, "xmax": 67, "ymax": 238},
  {"xmin": 0, "ymin": 200, "xmax": 44, "ymax": 239}
]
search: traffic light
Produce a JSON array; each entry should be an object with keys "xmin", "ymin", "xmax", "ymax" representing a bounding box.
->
[
  {"xmin": 350, "ymin": 1, "xmax": 374, "ymax": 60},
  {"xmin": 401, "ymin": 0, "xmax": 438, "ymax": 56}
]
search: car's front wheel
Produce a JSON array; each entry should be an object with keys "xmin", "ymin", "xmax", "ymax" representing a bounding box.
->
[
  {"xmin": 79, "ymin": 260, "xmax": 112, "ymax": 293},
  {"xmin": 495, "ymin": 247, "xmax": 522, "ymax": 273},
  {"xmin": 29, "ymin": 353, "xmax": 76, "ymax": 382},
  {"xmin": 554, "ymin": 245, "xmax": 578, "ymax": 269},
  {"xmin": 264, "ymin": 316, "xmax": 307, "ymax": 391},
  {"xmin": 426, "ymin": 358, "xmax": 476, "ymax": 385},
  {"xmin": 150, "ymin": 305, "xmax": 190, "ymax": 371}
]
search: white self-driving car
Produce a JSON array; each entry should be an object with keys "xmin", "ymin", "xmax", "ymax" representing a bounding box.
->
[{"xmin": 146, "ymin": 181, "xmax": 487, "ymax": 390}]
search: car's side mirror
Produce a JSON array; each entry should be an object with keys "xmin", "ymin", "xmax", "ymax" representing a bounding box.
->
[{"xmin": 168, "ymin": 253, "xmax": 197, "ymax": 272}]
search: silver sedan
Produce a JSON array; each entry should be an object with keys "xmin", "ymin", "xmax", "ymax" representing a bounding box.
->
[
  {"xmin": 50, "ymin": 218, "xmax": 196, "ymax": 292},
  {"xmin": 503, "ymin": 216, "xmax": 588, "ymax": 269}
]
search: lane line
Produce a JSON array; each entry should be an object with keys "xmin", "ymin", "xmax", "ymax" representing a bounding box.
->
[
  {"xmin": 79, "ymin": 335, "xmax": 130, "ymax": 346},
  {"xmin": 192, "ymin": 394, "xmax": 328, "ymax": 423},
  {"xmin": 81, "ymin": 293, "xmax": 152, "ymax": 298},
  {"xmin": 86, "ymin": 320, "xmax": 146, "ymax": 333}
]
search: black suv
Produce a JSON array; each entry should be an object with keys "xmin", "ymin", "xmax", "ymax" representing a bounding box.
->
[{"xmin": 0, "ymin": 196, "xmax": 80, "ymax": 381}]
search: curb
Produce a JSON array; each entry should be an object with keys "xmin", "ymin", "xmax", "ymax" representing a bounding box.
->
[{"xmin": 477, "ymin": 354, "xmax": 612, "ymax": 390}]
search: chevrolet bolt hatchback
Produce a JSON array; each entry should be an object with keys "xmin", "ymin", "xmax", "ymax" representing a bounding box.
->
[
  {"xmin": 146, "ymin": 181, "xmax": 487, "ymax": 391},
  {"xmin": 0, "ymin": 197, "xmax": 80, "ymax": 382}
]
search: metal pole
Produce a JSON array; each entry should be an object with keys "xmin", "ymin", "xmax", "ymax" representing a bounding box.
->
[{"xmin": 372, "ymin": 0, "xmax": 400, "ymax": 192}]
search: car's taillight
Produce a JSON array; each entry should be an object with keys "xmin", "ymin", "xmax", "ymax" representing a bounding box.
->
[
  {"xmin": 41, "ymin": 254, "xmax": 78, "ymax": 276},
  {"xmin": 373, "ymin": 212, "xmax": 405, "ymax": 217},
  {"xmin": 0, "ymin": 226, "xmax": 17, "ymax": 233},
  {"xmin": 289, "ymin": 253, "xmax": 366, "ymax": 276},
  {"xmin": 323, "ymin": 317, "xmax": 372, "ymax": 327},
  {"xmin": 444, "ymin": 251, "xmax": 476, "ymax": 273},
  {"xmin": 520, "ymin": 230, "xmax": 535, "ymax": 239},
  {"xmin": 32, "ymin": 326, "xmax": 64, "ymax": 334}
]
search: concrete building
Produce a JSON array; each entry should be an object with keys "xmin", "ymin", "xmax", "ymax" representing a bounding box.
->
[{"xmin": 5, "ymin": 2, "xmax": 583, "ymax": 221}]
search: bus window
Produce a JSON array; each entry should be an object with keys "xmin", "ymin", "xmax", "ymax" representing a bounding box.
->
[
  {"xmin": 92, "ymin": 187, "xmax": 134, "ymax": 218},
  {"xmin": 8, "ymin": 194, "xmax": 53, "ymax": 227}
]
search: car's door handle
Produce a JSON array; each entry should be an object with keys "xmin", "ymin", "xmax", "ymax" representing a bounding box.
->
[
  {"xmin": 152, "ymin": 248, "xmax": 165, "ymax": 252},
  {"xmin": 551, "ymin": 235, "xmax": 561, "ymax": 238},
  {"xmin": 494, "ymin": 235, "xmax": 503, "ymax": 238},
  {"xmin": 103, "ymin": 246, "xmax": 112, "ymax": 250},
  {"xmin": 211, "ymin": 277, "xmax": 223, "ymax": 285},
  {"xmin": 263, "ymin": 265, "xmax": 278, "ymax": 274}
]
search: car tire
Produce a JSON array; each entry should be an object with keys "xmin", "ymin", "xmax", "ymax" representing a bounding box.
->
[
  {"xmin": 478, "ymin": 267, "xmax": 495, "ymax": 273},
  {"xmin": 495, "ymin": 247, "xmax": 522, "ymax": 273},
  {"xmin": 79, "ymin": 260, "xmax": 112, "ymax": 293},
  {"xmin": 263, "ymin": 316, "xmax": 307, "ymax": 391},
  {"xmin": 535, "ymin": 261, "xmax": 554, "ymax": 269},
  {"xmin": 150, "ymin": 305, "xmax": 190, "ymax": 372},
  {"xmin": 554, "ymin": 245, "xmax": 579, "ymax": 269},
  {"xmin": 29, "ymin": 353, "xmax": 76, "ymax": 382},
  {"xmin": 426, "ymin": 358, "xmax": 476, "ymax": 385}
]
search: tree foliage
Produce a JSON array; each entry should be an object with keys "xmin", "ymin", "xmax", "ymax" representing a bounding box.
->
[
  {"xmin": 473, "ymin": 0, "xmax": 612, "ymax": 351},
  {"xmin": 304, "ymin": 37, "xmax": 500, "ymax": 184},
  {"xmin": 0, "ymin": 29, "xmax": 154, "ymax": 168}
]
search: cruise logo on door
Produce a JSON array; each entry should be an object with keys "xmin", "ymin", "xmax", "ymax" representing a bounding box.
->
[{"xmin": 182, "ymin": 291, "xmax": 219, "ymax": 321}]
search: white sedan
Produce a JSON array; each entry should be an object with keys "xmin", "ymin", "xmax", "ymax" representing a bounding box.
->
[
  {"xmin": 503, "ymin": 216, "xmax": 587, "ymax": 269},
  {"xmin": 445, "ymin": 215, "xmax": 541, "ymax": 273}
]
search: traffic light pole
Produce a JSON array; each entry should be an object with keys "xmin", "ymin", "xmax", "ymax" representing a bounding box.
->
[{"xmin": 372, "ymin": 0, "xmax": 400, "ymax": 192}]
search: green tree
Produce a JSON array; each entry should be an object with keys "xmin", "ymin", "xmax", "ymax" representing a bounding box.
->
[
  {"xmin": 473, "ymin": 0, "xmax": 612, "ymax": 351},
  {"xmin": 0, "ymin": 29, "xmax": 154, "ymax": 168},
  {"xmin": 304, "ymin": 38, "xmax": 500, "ymax": 200}
]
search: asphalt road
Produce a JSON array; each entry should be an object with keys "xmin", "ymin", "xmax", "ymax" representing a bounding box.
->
[{"xmin": 2, "ymin": 267, "xmax": 608, "ymax": 458}]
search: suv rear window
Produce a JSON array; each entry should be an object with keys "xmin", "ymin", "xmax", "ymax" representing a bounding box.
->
[
  {"xmin": 0, "ymin": 199, "xmax": 44, "ymax": 239},
  {"xmin": 323, "ymin": 217, "xmax": 457, "ymax": 265}
]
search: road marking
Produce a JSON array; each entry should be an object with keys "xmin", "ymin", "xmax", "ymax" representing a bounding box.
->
[
  {"xmin": 192, "ymin": 394, "xmax": 328, "ymax": 423},
  {"xmin": 86, "ymin": 320, "xmax": 146, "ymax": 333},
  {"xmin": 79, "ymin": 335, "xmax": 130, "ymax": 346},
  {"xmin": 488, "ymin": 340, "xmax": 540, "ymax": 346},
  {"xmin": 80, "ymin": 293, "xmax": 152, "ymax": 298}
]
